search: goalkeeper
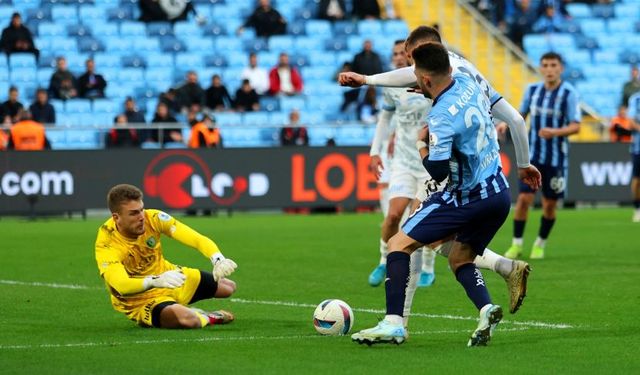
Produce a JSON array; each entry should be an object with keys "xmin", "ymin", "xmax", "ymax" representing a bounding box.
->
[{"xmin": 95, "ymin": 184, "xmax": 238, "ymax": 328}]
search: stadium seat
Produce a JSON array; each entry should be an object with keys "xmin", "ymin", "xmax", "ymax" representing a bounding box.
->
[
  {"xmin": 94, "ymin": 53, "xmax": 120, "ymax": 68},
  {"xmin": 358, "ymin": 20, "xmax": 383, "ymax": 36},
  {"xmin": 566, "ymin": 3, "xmax": 591, "ymax": 18},
  {"xmin": 204, "ymin": 54, "xmax": 227, "ymax": 67},
  {"xmin": 268, "ymin": 111, "xmax": 287, "ymax": 125},
  {"xmin": 578, "ymin": 18, "xmax": 606, "ymax": 37},
  {"xmin": 307, "ymin": 126, "xmax": 336, "ymax": 146},
  {"xmin": 258, "ymin": 51, "xmax": 278, "ymax": 68},
  {"xmin": 260, "ymin": 96, "xmax": 280, "ymax": 112},
  {"xmin": 593, "ymin": 50, "xmax": 619, "ymax": 65},
  {"xmin": 279, "ymin": 96, "xmax": 305, "ymax": 112},
  {"xmin": 202, "ymin": 23, "xmax": 225, "ymax": 36},
  {"xmin": 269, "ymin": 35, "xmax": 294, "ymax": 52},
  {"xmin": 147, "ymin": 22, "xmax": 174, "ymax": 37},
  {"xmin": 9, "ymin": 67, "xmax": 36, "ymax": 84},
  {"xmin": 25, "ymin": 8, "xmax": 51, "ymax": 22},
  {"xmin": 65, "ymin": 53, "xmax": 88, "ymax": 71},
  {"xmin": 65, "ymin": 99, "xmax": 92, "ymax": 113},
  {"xmin": 38, "ymin": 22, "xmax": 65, "ymax": 37},
  {"xmin": 120, "ymin": 21, "xmax": 146, "ymax": 37},
  {"xmin": 306, "ymin": 51, "xmax": 336, "ymax": 67},
  {"xmin": 91, "ymin": 23, "xmax": 118, "ymax": 37},
  {"xmin": 79, "ymin": 6, "xmax": 107, "ymax": 24},
  {"xmin": 242, "ymin": 112, "xmax": 269, "ymax": 126},
  {"xmin": 92, "ymin": 99, "xmax": 118, "ymax": 113},
  {"xmin": 215, "ymin": 113, "xmax": 242, "ymax": 126},
  {"xmin": 121, "ymin": 55, "xmax": 146, "ymax": 68},
  {"xmin": 305, "ymin": 20, "xmax": 332, "ymax": 38},
  {"xmin": 383, "ymin": 20, "xmax": 409, "ymax": 38},
  {"xmin": 288, "ymin": 21, "xmax": 305, "ymax": 36},
  {"xmin": 145, "ymin": 67, "xmax": 173, "ymax": 83},
  {"xmin": 301, "ymin": 66, "xmax": 333, "ymax": 82},
  {"xmin": 325, "ymin": 38, "xmax": 348, "ymax": 52},
  {"xmin": 614, "ymin": 3, "xmax": 640, "ymax": 20},
  {"xmin": 294, "ymin": 36, "xmax": 324, "ymax": 52},
  {"xmin": 51, "ymin": 5, "xmax": 78, "ymax": 25},
  {"xmin": 50, "ymin": 99, "xmax": 65, "ymax": 114},
  {"xmin": 334, "ymin": 21, "xmax": 357, "ymax": 36},
  {"xmin": 185, "ymin": 37, "xmax": 214, "ymax": 52},
  {"xmin": 244, "ymin": 38, "xmax": 269, "ymax": 53},
  {"xmin": 174, "ymin": 21, "xmax": 202, "ymax": 37},
  {"xmin": 0, "ymin": 69, "xmax": 8, "ymax": 82},
  {"xmin": 67, "ymin": 24, "xmax": 91, "ymax": 37},
  {"xmin": 145, "ymin": 53, "xmax": 174, "ymax": 68},
  {"xmin": 299, "ymin": 111, "xmax": 325, "ymax": 125},
  {"xmin": 50, "ymin": 38, "xmax": 77, "ymax": 53},
  {"xmin": 36, "ymin": 67, "xmax": 53, "ymax": 83},
  {"xmin": 107, "ymin": 7, "xmax": 134, "ymax": 22},
  {"xmin": 9, "ymin": 53, "xmax": 36, "ymax": 68},
  {"xmin": 160, "ymin": 37, "xmax": 187, "ymax": 53},
  {"xmin": 226, "ymin": 52, "xmax": 247, "ymax": 68},
  {"xmin": 117, "ymin": 68, "xmax": 145, "ymax": 84},
  {"xmin": 175, "ymin": 53, "xmax": 204, "ymax": 69}
]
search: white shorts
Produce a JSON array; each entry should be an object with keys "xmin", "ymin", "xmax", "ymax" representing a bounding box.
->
[{"xmin": 388, "ymin": 168, "xmax": 430, "ymax": 201}]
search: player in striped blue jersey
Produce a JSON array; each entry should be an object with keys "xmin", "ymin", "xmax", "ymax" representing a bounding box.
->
[
  {"xmin": 504, "ymin": 52, "xmax": 580, "ymax": 260},
  {"xmin": 624, "ymin": 91, "xmax": 640, "ymax": 222}
]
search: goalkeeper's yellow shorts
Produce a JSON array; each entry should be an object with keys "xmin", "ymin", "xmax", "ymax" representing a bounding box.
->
[{"xmin": 113, "ymin": 267, "xmax": 202, "ymax": 327}]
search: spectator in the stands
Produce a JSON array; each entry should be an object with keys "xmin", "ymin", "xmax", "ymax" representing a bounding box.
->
[
  {"xmin": 151, "ymin": 102, "xmax": 183, "ymax": 146},
  {"xmin": 188, "ymin": 113, "xmax": 222, "ymax": 149},
  {"xmin": 337, "ymin": 62, "xmax": 361, "ymax": 113},
  {"xmin": 49, "ymin": 57, "xmax": 77, "ymax": 100},
  {"xmin": 77, "ymin": 58, "xmax": 107, "ymax": 99},
  {"xmin": 358, "ymin": 86, "xmax": 378, "ymax": 124},
  {"xmin": 241, "ymin": 53, "xmax": 269, "ymax": 95},
  {"xmin": 138, "ymin": 0, "xmax": 204, "ymax": 24},
  {"xmin": 105, "ymin": 114, "xmax": 140, "ymax": 148},
  {"xmin": 351, "ymin": 40, "xmax": 383, "ymax": 76},
  {"xmin": 379, "ymin": 0, "xmax": 402, "ymax": 19},
  {"xmin": 268, "ymin": 53, "xmax": 304, "ymax": 96},
  {"xmin": 7, "ymin": 109, "xmax": 51, "ymax": 150},
  {"xmin": 176, "ymin": 71, "xmax": 205, "ymax": 111},
  {"xmin": 234, "ymin": 79, "xmax": 261, "ymax": 112},
  {"xmin": 0, "ymin": 12, "xmax": 39, "ymax": 60},
  {"xmin": 0, "ymin": 118, "xmax": 9, "ymax": 150},
  {"xmin": 317, "ymin": 0, "xmax": 347, "ymax": 21},
  {"xmin": 237, "ymin": 0, "xmax": 287, "ymax": 38},
  {"xmin": 505, "ymin": 0, "xmax": 538, "ymax": 49},
  {"xmin": 159, "ymin": 88, "xmax": 181, "ymax": 115},
  {"xmin": 280, "ymin": 109, "xmax": 308, "ymax": 146},
  {"xmin": 120, "ymin": 97, "xmax": 146, "ymax": 124},
  {"xmin": 205, "ymin": 74, "xmax": 233, "ymax": 111},
  {"xmin": 609, "ymin": 105, "xmax": 633, "ymax": 143},
  {"xmin": 353, "ymin": 0, "xmax": 381, "ymax": 19},
  {"xmin": 29, "ymin": 88, "xmax": 55, "ymax": 125},
  {"xmin": 622, "ymin": 66, "xmax": 640, "ymax": 106},
  {"xmin": 532, "ymin": 4, "xmax": 565, "ymax": 33},
  {"xmin": 0, "ymin": 86, "xmax": 24, "ymax": 123}
]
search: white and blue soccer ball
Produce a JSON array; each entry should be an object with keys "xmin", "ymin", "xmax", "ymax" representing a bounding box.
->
[{"xmin": 313, "ymin": 299, "xmax": 354, "ymax": 336}]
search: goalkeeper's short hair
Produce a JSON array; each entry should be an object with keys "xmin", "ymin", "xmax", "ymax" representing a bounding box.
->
[{"xmin": 107, "ymin": 184, "xmax": 143, "ymax": 213}]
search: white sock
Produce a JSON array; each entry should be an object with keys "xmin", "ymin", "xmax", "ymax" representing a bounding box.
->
[
  {"xmin": 384, "ymin": 314, "xmax": 403, "ymax": 326},
  {"xmin": 474, "ymin": 248, "xmax": 514, "ymax": 278},
  {"xmin": 379, "ymin": 186, "xmax": 390, "ymax": 216},
  {"xmin": 379, "ymin": 239, "xmax": 388, "ymax": 265},
  {"xmin": 403, "ymin": 249, "xmax": 423, "ymax": 327},
  {"xmin": 513, "ymin": 237, "xmax": 523, "ymax": 246},
  {"xmin": 421, "ymin": 247, "xmax": 436, "ymax": 273},
  {"xmin": 534, "ymin": 237, "xmax": 546, "ymax": 248}
]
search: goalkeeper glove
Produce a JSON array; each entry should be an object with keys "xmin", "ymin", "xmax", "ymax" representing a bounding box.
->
[
  {"xmin": 144, "ymin": 269, "xmax": 186, "ymax": 290},
  {"xmin": 211, "ymin": 253, "xmax": 237, "ymax": 281}
]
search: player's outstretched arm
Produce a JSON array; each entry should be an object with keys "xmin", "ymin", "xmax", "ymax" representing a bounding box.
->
[
  {"xmin": 169, "ymin": 220, "xmax": 237, "ymax": 281},
  {"xmin": 101, "ymin": 264, "xmax": 185, "ymax": 295},
  {"xmin": 338, "ymin": 66, "xmax": 417, "ymax": 88}
]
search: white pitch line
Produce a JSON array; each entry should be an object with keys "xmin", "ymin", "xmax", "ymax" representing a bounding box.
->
[
  {"xmin": 0, "ymin": 328, "xmax": 531, "ymax": 350},
  {"xmin": 0, "ymin": 280, "xmax": 574, "ymax": 329}
]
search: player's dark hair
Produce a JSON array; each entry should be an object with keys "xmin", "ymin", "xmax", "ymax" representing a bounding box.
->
[
  {"xmin": 108, "ymin": 184, "xmax": 143, "ymax": 213},
  {"xmin": 406, "ymin": 26, "xmax": 442, "ymax": 49},
  {"xmin": 394, "ymin": 39, "xmax": 405, "ymax": 46},
  {"xmin": 412, "ymin": 43, "xmax": 450, "ymax": 76},
  {"xmin": 540, "ymin": 52, "xmax": 563, "ymax": 64}
]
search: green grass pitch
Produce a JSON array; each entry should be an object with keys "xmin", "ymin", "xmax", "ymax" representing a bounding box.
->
[{"xmin": 1, "ymin": 208, "xmax": 638, "ymax": 374}]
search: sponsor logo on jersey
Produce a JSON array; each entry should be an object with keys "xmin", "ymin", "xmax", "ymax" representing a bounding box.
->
[{"xmin": 146, "ymin": 237, "xmax": 157, "ymax": 248}]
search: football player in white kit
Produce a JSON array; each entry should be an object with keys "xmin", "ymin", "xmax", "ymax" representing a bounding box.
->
[
  {"xmin": 340, "ymin": 26, "xmax": 541, "ymax": 319},
  {"xmin": 368, "ymin": 40, "xmax": 440, "ymax": 290}
]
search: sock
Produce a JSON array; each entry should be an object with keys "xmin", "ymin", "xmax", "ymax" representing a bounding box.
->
[
  {"xmin": 384, "ymin": 314, "xmax": 404, "ymax": 325},
  {"xmin": 634, "ymin": 200, "xmax": 640, "ymax": 209},
  {"xmin": 380, "ymin": 186, "xmax": 390, "ymax": 216},
  {"xmin": 513, "ymin": 219, "xmax": 526, "ymax": 241},
  {"xmin": 379, "ymin": 239, "xmax": 388, "ymax": 265},
  {"xmin": 403, "ymin": 249, "xmax": 423, "ymax": 327},
  {"xmin": 455, "ymin": 263, "xmax": 492, "ymax": 310},
  {"xmin": 385, "ymin": 251, "xmax": 410, "ymax": 317},
  {"xmin": 538, "ymin": 217, "xmax": 556, "ymax": 240},
  {"xmin": 421, "ymin": 247, "xmax": 436, "ymax": 273},
  {"xmin": 473, "ymin": 248, "xmax": 514, "ymax": 278},
  {"xmin": 191, "ymin": 310, "xmax": 210, "ymax": 327},
  {"xmin": 534, "ymin": 237, "xmax": 546, "ymax": 248}
]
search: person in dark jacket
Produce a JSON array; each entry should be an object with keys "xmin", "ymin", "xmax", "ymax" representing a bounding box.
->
[
  {"xmin": 105, "ymin": 114, "xmax": 140, "ymax": 148},
  {"xmin": 0, "ymin": 12, "xmax": 39, "ymax": 59},
  {"xmin": 29, "ymin": 88, "xmax": 56, "ymax": 124},
  {"xmin": 351, "ymin": 40, "xmax": 383, "ymax": 76},
  {"xmin": 237, "ymin": 0, "xmax": 287, "ymax": 37},
  {"xmin": 234, "ymin": 79, "xmax": 260, "ymax": 112},
  {"xmin": 77, "ymin": 58, "xmax": 107, "ymax": 99},
  {"xmin": 205, "ymin": 75, "xmax": 233, "ymax": 111},
  {"xmin": 176, "ymin": 71, "xmax": 205, "ymax": 111}
]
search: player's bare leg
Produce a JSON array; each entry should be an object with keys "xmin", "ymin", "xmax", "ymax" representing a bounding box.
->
[
  {"xmin": 369, "ymin": 197, "xmax": 411, "ymax": 286},
  {"xmin": 505, "ymin": 192, "xmax": 535, "ymax": 259},
  {"xmin": 530, "ymin": 197, "xmax": 558, "ymax": 259},
  {"xmin": 631, "ymin": 177, "xmax": 640, "ymax": 222}
]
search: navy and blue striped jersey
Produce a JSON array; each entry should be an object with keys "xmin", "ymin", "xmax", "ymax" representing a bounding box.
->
[
  {"xmin": 520, "ymin": 81, "xmax": 581, "ymax": 167},
  {"xmin": 428, "ymin": 73, "xmax": 509, "ymax": 205},
  {"xmin": 625, "ymin": 91, "xmax": 640, "ymax": 155}
]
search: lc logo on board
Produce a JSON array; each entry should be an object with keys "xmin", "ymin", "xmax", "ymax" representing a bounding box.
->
[{"xmin": 143, "ymin": 150, "xmax": 269, "ymax": 209}]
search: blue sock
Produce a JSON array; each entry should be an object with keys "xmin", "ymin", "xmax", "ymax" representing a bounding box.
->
[
  {"xmin": 385, "ymin": 252, "xmax": 410, "ymax": 316},
  {"xmin": 514, "ymin": 219, "xmax": 526, "ymax": 238},
  {"xmin": 634, "ymin": 200, "xmax": 640, "ymax": 209},
  {"xmin": 539, "ymin": 217, "xmax": 556, "ymax": 239},
  {"xmin": 455, "ymin": 263, "xmax": 492, "ymax": 310}
]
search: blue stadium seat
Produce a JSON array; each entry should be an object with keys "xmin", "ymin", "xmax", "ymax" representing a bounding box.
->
[
  {"xmin": 260, "ymin": 96, "xmax": 280, "ymax": 112},
  {"xmin": 215, "ymin": 113, "xmax": 242, "ymax": 126},
  {"xmin": 566, "ymin": 50, "xmax": 591, "ymax": 66},
  {"xmin": 334, "ymin": 21, "xmax": 357, "ymax": 36},
  {"xmin": 547, "ymin": 33, "xmax": 575, "ymax": 49},
  {"xmin": 608, "ymin": 19, "xmax": 634, "ymax": 34},
  {"xmin": 306, "ymin": 94, "xmax": 342, "ymax": 112},
  {"xmin": 244, "ymin": 38, "xmax": 269, "ymax": 52},
  {"xmin": 94, "ymin": 53, "xmax": 120, "ymax": 68},
  {"xmin": 50, "ymin": 99, "xmax": 65, "ymax": 114},
  {"xmin": 226, "ymin": 52, "xmax": 248, "ymax": 67},
  {"xmin": 67, "ymin": 24, "xmax": 91, "ymax": 37},
  {"xmin": 147, "ymin": 22, "xmax": 174, "ymax": 37},
  {"xmin": 65, "ymin": 99, "xmax": 92, "ymax": 113},
  {"xmin": 134, "ymin": 37, "xmax": 160, "ymax": 52},
  {"xmin": 107, "ymin": 7, "xmax": 134, "ymax": 22},
  {"xmin": 294, "ymin": 36, "xmax": 324, "ymax": 52},
  {"xmin": 66, "ymin": 53, "xmax": 88, "ymax": 71},
  {"xmin": 176, "ymin": 53, "xmax": 204, "ymax": 69},
  {"xmin": 160, "ymin": 37, "xmax": 186, "ymax": 53},
  {"xmin": 36, "ymin": 67, "xmax": 53, "ymax": 83},
  {"xmin": 51, "ymin": 5, "xmax": 78, "ymax": 25},
  {"xmin": 301, "ymin": 66, "xmax": 333, "ymax": 81},
  {"xmin": 212, "ymin": 5, "xmax": 241, "ymax": 19},
  {"xmin": 614, "ymin": 3, "xmax": 640, "ymax": 20},
  {"xmin": 336, "ymin": 51, "xmax": 353, "ymax": 65},
  {"xmin": 299, "ymin": 111, "xmax": 325, "ymax": 125},
  {"xmin": 91, "ymin": 22, "xmax": 118, "ymax": 37},
  {"xmin": 269, "ymin": 35, "xmax": 294, "ymax": 52},
  {"xmin": 185, "ymin": 37, "xmax": 214, "ymax": 51},
  {"xmin": 566, "ymin": 3, "xmax": 591, "ymax": 18},
  {"xmin": 0, "ymin": 68, "xmax": 8, "ymax": 82},
  {"xmin": 578, "ymin": 18, "xmax": 606, "ymax": 37},
  {"xmin": 213, "ymin": 36, "xmax": 242, "ymax": 51},
  {"xmin": 620, "ymin": 50, "xmax": 640, "ymax": 65},
  {"xmin": 523, "ymin": 34, "xmax": 548, "ymax": 51},
  {"xmin": 347, "ymin": 35, "xmax": 366, "ymax": 53},
  {"xmin": 268, "ymin": 111, "xmax": 287, "ymax": 125},
  {"xmin": 595, "ymin": 33, "xmax": 626, "ymax": 51},
  {"xmin": 623, "ymin": 34, "xmax": 640, "ymax": 49},
  {"xmin": 307, "ymin": 126, "xmax": 336, "ymax": 146},
  {"xmin": 121, "ymin": 55, "xmax": 146, "ymax": 68},
  {"xmin": 145, "ymin": 52, "xmax": 174, "ymax": 68},
  {"xmin": 306, "ymin": 51, "xmax": 336, "ymax": 67},
  {"xmin": 593, "ymin": 50, "xmax": 620, "ymax": 65},
  {"xmin": 38, "ymin": 22, "xmax": 65, "ymax": 37},
  {"xmin": 242, "ymin": 112, "xmax": 269, "ymax": 126},
  {"xmin": 50, "ymin": 38, "xmax": 77, "ymax": 53},
  {"xmin": 79, "ymin": 6, "xmax": 107, "ymax": 24},
  {"xmin": 174, "ymin": 21, "xmax": 202, "ymax": 37},
  {"xmin": 336, "ymin": 125, "xmax": 368, "ymax": 146},
  {"xmin": 145, "ymin": 68, "xmax": 173, "ymax": 84},
  {"xmin": 92, "ymin": 98, "xmax": 118, "ymax": 113},
  {"xmin": 46, "ymin": 129, "xmax": 67, "ymax": 149},
  {"xmin": 100, "ymin": 67, "xmax": 119, "ymax": 82},
  {"xmin": 325, "ymin": 38, "xmax": 348, "ymax": 52},
  {"xmin": 117, "ymin": 68, "xmax": 145, "ymax": 84},
  {"xmin": 9, "ymin": 53, "xmax": 36, "ymax": 68},
  {"xmin": 56, "ymin": 113, "xmax": 81, "ymax": 127},
  {"xmin": 204, "ymin": 54, "xmax": 227, "ymax": 67},
  {"xmin": 202, "ymin": 23, "xmax": 225, "ymax": 36},
  {"xmin": 222, "ymin": 127, "xmax": 266, "ymax": 148},
  {"xmin": 65, "ymin": 130, "xmax": 100, "ymax": 149},
  {"xmin": 25, "ymin": 8, "xmax": 51, "ymax": 22},
  {"xmin": 258, "ymin": 51, "xmax": 278, "ymax": 68},
  {"xmin": 383, "ymin": 20, "xmax": 409, "ymax": 38},
  {"xmin": 290, "ymin": 54, "xmax": 308, "ymax": 68},
  {"xmin": 592, "ymin": 4, "xmax": 614, "ymax": 19},
  {"xmin": 10, "ymin": 67, "xmax": 36, "ymax": 84},
  {"xmin": 279, "ymin": 96, "xmax": 305, "ymax": 112},
  {"xmin": 358, "ymin": 20, "xmax": 383, "ymax": 36},
  {"xmin": 305, "ymin": 20, "xmax": 332, "ymax": 37},
  {"xmin": 288, "ymin": 20, "xmax": 305, "ymax": 36},
  {"xmin": 120, "ymin": 21, "xmax": 146, "ymax": 37}
]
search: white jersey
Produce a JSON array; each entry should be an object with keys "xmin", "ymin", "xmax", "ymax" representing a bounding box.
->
[{"xmin": 382, "ymin": 87, "xmax": 432, "ymax": 174}]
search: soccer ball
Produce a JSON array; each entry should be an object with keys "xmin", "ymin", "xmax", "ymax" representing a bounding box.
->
[{"xmin": 312, "ymin": 299, "xmax": 354, "ymax": 335}]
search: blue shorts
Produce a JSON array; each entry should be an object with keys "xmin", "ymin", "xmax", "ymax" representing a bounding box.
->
[
  {"xmin": 519, "ymin": 163, "xmax": 566, "ymax": 200},
  {"xmin": 633, "ymin": 154, "xmax": 640, "ymax": 178},
  {"xmin": 401, "ymin": 189, "xmax": 511, "ymax": 255}
]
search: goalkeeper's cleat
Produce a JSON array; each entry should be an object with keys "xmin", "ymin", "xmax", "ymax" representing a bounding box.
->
[
  {"xmin": 505, "ymin": 260, "xmax": 531, "ymax": 314},
  {"xmin": 468, "ymin": 304, "xmax": 503, "ymax": 347},
  {"xmin": 504, "ymin": 244, "xmax": 523, "ymax": 259},
  {"xmin": 368, "ymin": 264, "xmax": 386, "ymax": 286},
  {"xmin": 352, "ymin": 320, "xmax": 407, "ymax": 346},
  {"xmin": 530, "ymin": 245, "xmax": 545, "ymax": 259},
  {"xmin": 208, "ymin": 310, "xmax": 235, "ymax": 324},
  {"xmin": 417, "ymin": 271, "xmax": 435, "ymax": 287}
]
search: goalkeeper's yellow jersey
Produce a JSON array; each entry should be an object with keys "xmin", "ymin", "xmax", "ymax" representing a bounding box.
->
[{"xmin": 95, "ymin": 209, "xmax": 220, "ymax": 312}]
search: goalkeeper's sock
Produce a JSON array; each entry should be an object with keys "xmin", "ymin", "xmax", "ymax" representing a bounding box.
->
[{"xmin": 193, "ymin": 311, "xmax": 210, "ymax": 327}]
